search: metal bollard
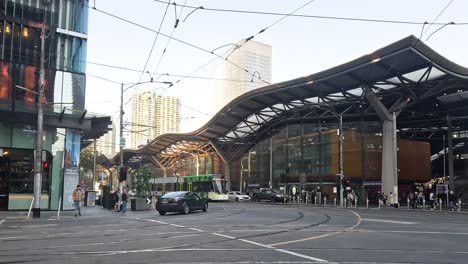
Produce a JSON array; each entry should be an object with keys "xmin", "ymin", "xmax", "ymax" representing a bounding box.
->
[
  {"xmin": 439, "ymin": 199, "xmax": 443, "ymax": 211},
  {"xmin": 366, "ymin": 198, "xmax": 369, "ymax": 209},
  {"xmin": 354, "ymin": 199, "xmax": 357, "ymax": 208},
  {"xmin": 378, "ymin": 199, "xmax": 381, "ymax": 209},
  {"xmin": 423, "ymin": 199, "xmax": 426, "ymax": 210},
  {"xmin": 334, "ymin": 198, "xmax": 337, "ymax": 207},
  {"xmin": 458, "ymin": 199, "xmax": 462, "ymax": 212},
  {"xmin": 26, "ymin": 197, "xmax": 35, "ymax": 220},
  {"xmin": 407, "ymin": 198, "xmax": 410, "ymax": 209},
  {"xmin": 344, "ymin": 198, "xmax": 347, "ymax": 208},
  {"xmin": 314, "ymin": 196, "xmax": 317, "ymax": 205},
  {"xmin": 57, "ymin": 197, "xmax": 62, "ymax": 219},
  {"xmin": 324, "ymin": 197, "xmax": 327, "ymax": 207}
]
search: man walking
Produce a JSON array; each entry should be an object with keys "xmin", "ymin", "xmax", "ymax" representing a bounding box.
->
[
  {"xmin": 121, "ymin": 189, "xmax": 128, "ymax": 214},
  {"xmin": 72, "ymin": 185, "xmax": 83, "ymax": 217}
]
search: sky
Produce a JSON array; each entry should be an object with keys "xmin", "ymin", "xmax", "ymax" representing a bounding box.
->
[{"xmin": 84, "ymin": 0, "xmax": 468, "ymax": 143}]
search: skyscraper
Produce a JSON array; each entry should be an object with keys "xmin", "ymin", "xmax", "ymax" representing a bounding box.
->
[
  {"xmin": 130, "ymin": 92, "xmax": 180, "ymax": 149},
  {"xmin": 214, "ymin": 40, "xmax": 272, "ymax": 112},
  {"xmin": 96, "ymin": 122, "xmax": 116, "ymax": 158}
]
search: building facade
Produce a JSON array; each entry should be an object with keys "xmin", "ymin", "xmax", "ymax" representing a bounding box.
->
[
  {"xmin": 0, "ymin": 0, "xmax": 109, "ymax": 211},
  {"xmin": 96, "ymin": 122, "xmax": 116, "ymax": 158},
  {"xmin": 214, "ymin": 40, "xmax": 272, "ymax": 112},
  {"xmin": 130, "ymin": 92, "xmax": 180, "ymax": 149}
]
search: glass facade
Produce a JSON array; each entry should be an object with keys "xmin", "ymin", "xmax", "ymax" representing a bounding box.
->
[{"xmin": 0, "ymin": 0, "xmax": 89, "ymax": 210}]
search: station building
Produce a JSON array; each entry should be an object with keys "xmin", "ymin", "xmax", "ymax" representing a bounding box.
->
[{"xmin": 120, "ymin": 36, "xmax": 468, "ymax": 203}]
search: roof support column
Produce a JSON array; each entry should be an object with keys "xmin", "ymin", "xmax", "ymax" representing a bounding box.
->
[
  {"xmin": 364, "ymin": 86, "xmax": 399, "ymax": 206},
  {"xmin": 447, "ymin": 117, "xmax": 455, "ymax": 193},
  {"xmin": 150, "ymin": 155, "xmax": 167, "ymax": 178},
  {"xmin": 209, "ymin": 141, "xmax": 231, "ymax": 191}
]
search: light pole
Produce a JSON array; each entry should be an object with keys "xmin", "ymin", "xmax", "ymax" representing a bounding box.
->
[
  {"xmin": 118, "ymin": 80, "xmax": 172, "ymax": 205},
  {"xmin": 33, "ymin": 1, "xmax": 48, "ymax": 218},
  {"xmin": 313, "ymin": 106, "xmax": 344, "ymax": 206}
]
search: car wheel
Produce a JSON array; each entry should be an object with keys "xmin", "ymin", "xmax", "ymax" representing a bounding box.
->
[
  {"xmin": 235, "ymin": 197, "xmax": 239, "ymax": 202},
  {"xmin": 182, "ymin": 203, "xmax": 190, "ymax": 214},
  {"xmin": 202, "ymin": 202, "xmax": 208, "ymax": 212},
  {"xmin": 158, "ymin": 211, "xmax": 166, "ymax": 216}
]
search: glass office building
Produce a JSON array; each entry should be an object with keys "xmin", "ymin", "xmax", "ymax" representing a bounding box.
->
[{"xmin": 0, "ymin": 0, "xmax": 106, "ymax": 210}]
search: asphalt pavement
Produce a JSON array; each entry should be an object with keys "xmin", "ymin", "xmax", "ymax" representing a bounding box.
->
[{"xmin": 1, "ymin": 202, "xmax": 467, "ymax": 264}]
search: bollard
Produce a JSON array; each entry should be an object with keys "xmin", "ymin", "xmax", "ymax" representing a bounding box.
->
[
  {"xmin": 423, "ymin": 198, "xmax": 426, "ymax": 210},
  {"xmin": 439, "ymin": 199, "xmax": 442, "ymax": 211},
  {"xmin": 324, "ymin": 197, "xmax": 327, "ymax": 207},
  {"xmin": 344, "ymin": 198, "xmax": 347, "ymax": 208},
  {"xmin": 407, "ymin": 198, "xmax": 410, "ymax": 209},
  {"xmin": 334, "ymin": 198, "xmax": 337, "ymax": 207},
  {"xmin": 378, "ymin": 199, "xmax": 381, "ymax": 209},
  {"xmin": 26, "ymin": 197, "xmax": 35, "ymax": 220},
  {"xmin": 354, "ymin": 198, "xmax": 357, "ymax": 208},
  {"xmin": 366, "ymin": 199, "xmax": 369, "ymax": 209},
  {"xmin": 458, "ymin": 199, "xmax": 462, "ymax": 212},
  {"xmin": 314, "ymin": 196, "xmax": 317, "ymax": 206},
  {"xmin": 57, "ymin": 197, "xmax": 62, "ymax": 219}
]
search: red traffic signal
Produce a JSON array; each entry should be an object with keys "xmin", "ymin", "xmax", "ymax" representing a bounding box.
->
[{"xmin": 119, "ymin": 166, "xmax": 128, "ymax": 182}]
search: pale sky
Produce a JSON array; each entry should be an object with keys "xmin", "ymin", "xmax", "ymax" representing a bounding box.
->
[{"xmin": 84, "ymin": 0, "xmax": 468, "ymax": 144}]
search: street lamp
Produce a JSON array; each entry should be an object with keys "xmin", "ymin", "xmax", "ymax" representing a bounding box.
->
[{"xmin": 118, "ymin": 80, "xmax": 173, "ymax": 206}]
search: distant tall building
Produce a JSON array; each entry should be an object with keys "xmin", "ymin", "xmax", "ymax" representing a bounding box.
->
[
  {"xmin": 130, "ymin": 92, "xmax": 180, "ymax": 149},
  {"xmin": 96, "ymin": 122, "xmax": 116, "ymax": 158},
  {"xmin": 214, "ymin": 40, "xmax": 272, "ymax": 112}
]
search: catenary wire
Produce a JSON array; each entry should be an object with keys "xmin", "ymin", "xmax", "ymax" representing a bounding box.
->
[{"xmin": 153, "ymin": 0, "xmax": 468, "ymax": 26}]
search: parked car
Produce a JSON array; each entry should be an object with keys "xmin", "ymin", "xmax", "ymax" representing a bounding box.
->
[
  {"xmin": 252, "ymin": 188, "xmax": 288, "ymax": 203},
  {"xmin": 227, "ymin": 191, "xmax": 251, "ymax": 202},
  {"xmin": 156, "ymin": 191, "xmax": 208, "ymax": 215}
]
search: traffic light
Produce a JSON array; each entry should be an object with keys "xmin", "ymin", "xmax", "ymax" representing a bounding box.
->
[
  {"xmin": 342, "ymin": 177, "xmax": 350, "ymax": 187},
  {"xmin": 42, "ymin": 161, "xmax": 50, "ymax": 173},
  {"xmin": 119, "ymin": 166, "xmax": 128, "ymax": 182}
]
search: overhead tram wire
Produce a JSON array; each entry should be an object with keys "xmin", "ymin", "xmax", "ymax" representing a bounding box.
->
[
  {"xmin": 153, "ymin": 0, "xmax": 468, "ymax": 26},
  {"xmin": 135, "ymin": 0, "xmax": 171, "ymax": 86},
  {"xmin": 73, "ymin": 0, "xmax": 267, "ymax": 84},
  {"xmin": 161, "ymin": 0, "xmax": 317, "ymax": 95},
  {"xmin": 152, "ymin": 0, "xmax": 188, "ymax": 75},
  {"xmin": 422, "ymin": 0, "xmax": 455, "ymax": 38}
]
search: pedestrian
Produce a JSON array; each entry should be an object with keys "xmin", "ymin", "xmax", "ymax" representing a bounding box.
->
[
  {"xmin": 382, "ymin": 192, "xmax": 387, "ymax": 206},
  {"xmin": 72, "ymin": 184, "xmax": 83, "ymax": 217},
  {"xmin": 113, "ymin": 189, "xmax": 120, "ymax": 212},
  {"xmin": 429, "ymin": 191, "xmax": 435, "ymax": 210},
  {"xmin": 389, "ymin": 192, "xmax": 394, "ymax": 207},
  {"xmin": 448, "ymin": 191, "xmax": 458, "ymax": 211},
  {"xmin": 121, "ymin": 190, "xmax": 128, "ymax": 214}
]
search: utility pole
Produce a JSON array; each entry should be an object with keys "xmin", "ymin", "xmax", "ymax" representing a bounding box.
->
[
  {"xmin": 33, "ymin": 1, "xmax": 48, "ymax": 218},
  {"xmin": 93, "ymin": 139, "xmax": 97, "ymax": 190},
  {"xmin": 338, "ymin": 113, "xmax": 344, "ymax": 207},
  {"xmin": 119, "ymin": 83, "xmax": 124, "ymax": 208}
]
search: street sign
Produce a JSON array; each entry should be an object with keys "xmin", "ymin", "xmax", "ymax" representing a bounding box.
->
[
  {"xmin": 120, "ymin": 137, "xmax": 125, "ymax": 147},
  {"xmin": 146, "ymin": 198, "xmax": 151, "ymax": 204}
]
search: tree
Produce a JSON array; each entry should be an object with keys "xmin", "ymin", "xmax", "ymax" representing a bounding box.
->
[
  {"xmin": 80, "ymin": 147, "xmax": 102, "ymax": 190},
  {"xmin": 132, "ymin": 167, "xmax": 153, "ymax": 196}
]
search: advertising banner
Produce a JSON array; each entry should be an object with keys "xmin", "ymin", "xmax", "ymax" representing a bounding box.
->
[{"xmin": 63, "ymin": 129, "xmax": 81, "ymax": 210}]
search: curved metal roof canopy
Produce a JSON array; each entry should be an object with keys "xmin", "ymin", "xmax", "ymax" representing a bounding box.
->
[{"xmin": 132, "ymin": 35, "xmax": 468, "ymax": 168}]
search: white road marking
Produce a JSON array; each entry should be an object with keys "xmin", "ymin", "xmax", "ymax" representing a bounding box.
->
[
  {"xmin": 362, "ymin": 218, "xmax": 418, "ymax": 225},
  {"xmin": 213, "ymin": 233, "xmax": 236, "ymax": 239},
  {"xmin": 170, "ymin": 224, "xmax": 185, "ymax": 228},
  {"xmin": 0, "ymin": 236, "xmax": 28, "ymax": 240},
  {"xmin": 355, "ymin": 229, "xmax": 468, "ymax": 235},
  {"xmin": 0, "ymin": 219, "xmax": 5, "ymax": 225},
  {"xmin": 189, "ymin": 227, "xmax": 204, "ymax": 232}
]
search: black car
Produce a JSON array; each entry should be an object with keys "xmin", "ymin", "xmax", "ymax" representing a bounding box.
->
[
  {"xmin": 156, "ymin": 191, "xmax": 208, "ymax": 215},
  {"xmin": 252, "ymin": 188, "xmax": 288, "ymax": 203}
]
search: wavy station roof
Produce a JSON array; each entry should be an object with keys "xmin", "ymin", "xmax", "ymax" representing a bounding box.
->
[{"xmin": 126, "ymin": 35, "xmax": 468, "ymax": 169}]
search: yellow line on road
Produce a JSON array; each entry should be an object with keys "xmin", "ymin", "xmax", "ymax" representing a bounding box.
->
[{"xmin": 269, "ymin": 209, "xmax": 362, "ymax": 247}]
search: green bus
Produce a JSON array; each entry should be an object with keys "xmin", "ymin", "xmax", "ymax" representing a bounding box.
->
[{"xmin": 152, "ymin": 174, "xmax": 229, "ymax": 201}]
